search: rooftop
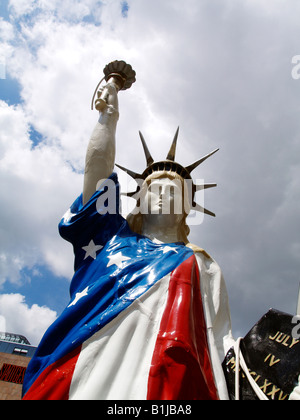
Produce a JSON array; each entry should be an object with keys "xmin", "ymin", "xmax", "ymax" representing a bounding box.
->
[{"xmin": 0, "ymin": 332, "xmax": 31, "ymax": 346}]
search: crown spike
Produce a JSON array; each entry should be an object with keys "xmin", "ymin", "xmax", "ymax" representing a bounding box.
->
[
  {"xmin": 194, "ymin": 183, "xmax": 217, "ymax": 192},
  {"xmin": 115, "ymin": 163, "xmax": 142, "ymax": 180},
  {"xmin": 166, "ymin": 127, "xmax": 179, "ymax": 161},
  {"xmin": 193, "ymin": 203, "xmax": 216, "ymax": 217},
  {"xmin": 121, "ymin": 189, "xmax": 140, "ymax": 199},
  {"xmin": 139, "ymin": 131, "xmax": 154, "ymax": 166},
  {"xmin": 186, "ymin": 148, "xmax": 219, "ymax": 174}
]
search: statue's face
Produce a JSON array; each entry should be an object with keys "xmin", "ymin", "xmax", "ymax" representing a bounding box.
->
[
  {"xmin": 139, "ymin": 177, "xmax": 184, "ymax": 216},
  {"xmin": 127, "ymin": 174, "xmax": 191, "ymax": 241}
]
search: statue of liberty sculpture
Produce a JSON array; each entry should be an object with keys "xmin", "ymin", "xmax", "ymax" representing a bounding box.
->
[{"xmin": 22, "ymin": 62, "xmax": 235, "ymax": 400}]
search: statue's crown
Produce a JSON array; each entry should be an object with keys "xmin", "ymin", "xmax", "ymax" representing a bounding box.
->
[{"xmin": 116, "ymin": 127, "xmax": 219, "ymax": 217}]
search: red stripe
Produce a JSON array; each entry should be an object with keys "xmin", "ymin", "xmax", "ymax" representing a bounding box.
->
[
  {"xmin": 147, "ymin": 255, "xmax": 219, "ymax": 400},
  {"xmin": 22, "ymin": 346, "xmax": 81, "ymax": 400}
]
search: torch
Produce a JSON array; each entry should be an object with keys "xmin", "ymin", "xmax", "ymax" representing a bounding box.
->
[{"xmin": 91, "ymin": 60, "xmax": 136, "ymax": 111}]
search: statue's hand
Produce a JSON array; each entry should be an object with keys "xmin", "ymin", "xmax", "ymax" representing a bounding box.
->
[{"xmin": 96, "ymin": 82, "xmax": 119, "ymax": 114}]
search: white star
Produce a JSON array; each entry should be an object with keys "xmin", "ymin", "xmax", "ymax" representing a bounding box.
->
[
  {"xmin": 107, "ymin": 251, "xmax": 131, "ymax": 268},
  {"xmin": 68, "ymin": 286, "xmax": 89, "ymax": 307},
  {"xmin": 162, "ymin": 246, "xmax": 178, "ymax": 254},
  {"xmin": 82, "ymin": 240, "xmax": 103, "ymax": 260}
]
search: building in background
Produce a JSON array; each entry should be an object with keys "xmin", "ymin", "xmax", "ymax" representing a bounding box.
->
[{"xmin": 0, "ymin": 332, "xmax": 37, "ymax": 400}]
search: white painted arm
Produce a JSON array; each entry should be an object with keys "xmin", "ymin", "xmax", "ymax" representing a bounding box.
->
[
  {"xmin": 195, "ymin": 252, "xmax": 235, "ymax": 399},
  {"xmin": 83, "ymin": 83, "xmax": 119, "ymax": 206},
  {"xmin": 289, "ymin": 376, "xmax": 300, "ymax": 400}
]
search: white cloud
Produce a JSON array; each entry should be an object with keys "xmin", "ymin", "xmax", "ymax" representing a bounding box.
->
[
  {"xmin": 8, "ymin": 0, "xmax": 103, "ymax": 23},
  {"xmin": 0, "ymin": 17, "xmax": 15, "ymax": 42},
  {"xmin": 0, "ymin": 315, "xmax": 6, "ymax": 332},
  {"xmin": 0, "ymin": 293, "xmax": 57, "ymax": 346},
  {"xmin": 7, "ymin": 0, "xmax": 36, "ymax": 18},
  {"xmin": 0, "ymin": 17, "xmax": 15, "ymax": 75}
]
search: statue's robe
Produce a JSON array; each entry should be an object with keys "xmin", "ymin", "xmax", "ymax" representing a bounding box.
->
[{"xmin": 22, "ymin": 173, "xmax": 234, "ymax": 400}]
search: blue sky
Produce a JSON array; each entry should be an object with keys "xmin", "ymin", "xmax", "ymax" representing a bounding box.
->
[
  {"xmin": 0, "ymin": 0, "xmax": 9, "ymax": 20},
  {"xmin": 0, "ymin": 75, "xmax": 21, "ymax": 103},
  {"xmin": 1, "ymin": 0, "xmax": 300, "ymax": 346}
]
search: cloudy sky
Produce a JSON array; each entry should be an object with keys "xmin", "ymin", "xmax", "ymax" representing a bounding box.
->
[{"xmin": 0, "ymin": 0, "xmax": 300, "ymax": 346}]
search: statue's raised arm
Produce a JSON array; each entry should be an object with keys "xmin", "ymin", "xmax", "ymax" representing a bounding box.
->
[
  {"xmin": 83, "ymin": 60, "xmax": 136, "ymax": 205},
  {"xmin": 83, "ymin": 82, "xmax": 119, "ymax": 205}
]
